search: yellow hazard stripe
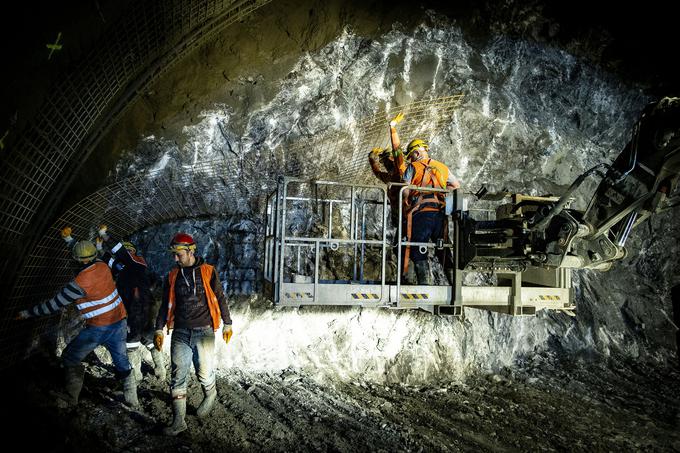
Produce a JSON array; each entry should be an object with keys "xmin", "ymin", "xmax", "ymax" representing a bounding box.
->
[
  {"xmin": 539, "ymin": 295, "xmax": 561, "ymax": 301},
  {"xmin": 352, "ymin": 293, "xmax": 380, "ymax": 300},
  {"xmin": 401, "ymin": 293, "xmax": 429, "ymax": 300}
]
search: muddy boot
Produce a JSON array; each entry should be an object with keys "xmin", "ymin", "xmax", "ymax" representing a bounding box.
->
[
  {"xmin": 163, "ymin": 396, "xmax": 187, "ymax": 436},
  {"xmin": 122, "ymin": 372, "xmax": 139, "ymax": 407},
  {"xmin": 196, "ymin": 384, "xmax": 217, "ymax": 418},
  {"xmin": 414, "ymin": 261, "xmax": 432, "ymax": 285},
  {"xmin": 150, "ymin": 348, "xmax": 166, "ymax": 380},
  {"xmin": 54, "ymin": 364, "xmax": 85, "ymax": 406},
  {"xmin": 128, "ymin": 348, "xmax": 143, "ymax": 382}
]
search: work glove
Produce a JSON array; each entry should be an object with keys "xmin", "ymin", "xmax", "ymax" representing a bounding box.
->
[
  {"xmin": 60, "ymin": 226, "xmax": 73, "ymax": 243},
  {"xmin": 15, "ymin": 310, "xmax": 30, "ymax": 320},
  {"xmin": 389, "ymin": 112, "xmax": 404, "ymax": 127},
  {"xmin": 154, "ymin": 330, "xmax": 164, "ymax": 351},
  {"xmin": 223, "ymin": 325, "xmax": 233, "ymax": 345},
  {"xmin": 370, "ymin": 147, "xmax": 383, "ymax": 155},
  {"xmin": 95, "ymin": 237, "xmax": 103, "ymax": 252},
  {"xmin": 98, "ymin": 224, "xmax": 109, "ymax": 240}
]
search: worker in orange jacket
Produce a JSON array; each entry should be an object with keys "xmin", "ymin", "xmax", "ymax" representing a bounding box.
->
[
  {"xmin": 402, "ymin": 138, "xmax": 460, "ymax": 284},
  {"xmin": 15, "ymin": 227, "xmax": 138, "ymax": 407},
  {"xmin": 154, "ymin": 232, "xmax": 233, "ymax": 436},
  {"xmin": 389, "ymin": 111, "xmax": 460, "ymax": 285}
]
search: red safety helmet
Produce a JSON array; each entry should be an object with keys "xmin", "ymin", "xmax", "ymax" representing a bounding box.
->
[{"xmin": 170, "ymin": 232, "xmax": 196, "ymax": 253}]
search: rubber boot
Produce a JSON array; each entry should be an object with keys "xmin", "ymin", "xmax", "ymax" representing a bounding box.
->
[
  {"xmin": 196, "ymin": 384, "xmax": 217, "ymax": 418},
  {"xmin": 414, "ymin": 261, "xmax": 432, "ymax": 285},
  {"xmin": 445, "ymin": 267, "xmax": 456, "ymax": 286},
  {"xmin": 163, "ymin": 397, "xmax": 188, "ymax": 436},
  {"xmin": 403, "ymin": 261, "xmax": 417, "ymax": 285},
  {"xmin": 122, "ymin": 372, "xmax": 140, "ymax": 407},
  {"xmin": 150, "ymin": 348, "xmax": 166, "ymax": 380},
  {"xmin": 54, "ymin": 364, "xmax": 85, "ymax": 406},
  {"xmin": 128, "ymin": 347, "xmax": 143, "ymax": 382}
]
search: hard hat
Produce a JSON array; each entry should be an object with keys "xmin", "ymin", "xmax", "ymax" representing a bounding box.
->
[
  {"xmin": 170, "ymin": 232, "xmax": 196, "ymax": 253},
  {"xmin": 122, "ymin": 241, "xmax": 136, "ymax": 254},
  {"xmin": 406, "ymin": 138, "xmax": 429, "ymax": 157},
  {"xmin": 72, "ymin": 240, "xmax": 97, "ymax": 262}
]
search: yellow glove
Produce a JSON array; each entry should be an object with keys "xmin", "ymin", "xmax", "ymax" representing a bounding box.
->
[
  {"xmin": 60, "ymin": 226, "xmax": 73, "ymax": 242},
  {"xmin": 98, "ymin": 224, "xmax": 108, "ymax": 238},
  {"xmin": 370, "ymin": 147, "xmax": 383, "ymax": 155},
  {"xmin": 95, "ymin": 237, "xmax": 104, "ymax": 251},
  {"xmin": 223, "ymin": 325, "xmax": 233, "ymax": 345},
  {"xmin": 154, "ymin": 330, "xmax": 164, "ymax": 351},
  {"xmin": 390, "ymin": 112, "xmax": 404, "ymax": 127}
]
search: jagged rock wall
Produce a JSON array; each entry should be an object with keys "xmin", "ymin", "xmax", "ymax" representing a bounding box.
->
[{"xmin": 98, "ymin": 0, "xmax": 678, "ymax": 383}]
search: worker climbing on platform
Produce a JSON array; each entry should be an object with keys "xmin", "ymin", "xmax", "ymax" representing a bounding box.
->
[
  {"xmin": 96, "ymin": 225, "xmax": 165, "ymax": 382},
  {"xmin": 392, "ymin": 116, "xmax": 461, "ymax": 285},
  {"xmin": 154, "ymin": 232, "xmax": 233, "ymax": 436},
  {"xmin": 15, "ymin": 227, "xmax": 139, "ymax": 408}
]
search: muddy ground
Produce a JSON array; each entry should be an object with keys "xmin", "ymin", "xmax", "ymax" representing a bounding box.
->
[{"xmin": 4, "ymin": 347, "xmax": 680, "ymax": 452}]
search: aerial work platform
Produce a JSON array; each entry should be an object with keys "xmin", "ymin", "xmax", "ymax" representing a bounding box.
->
[{"xmin": 264, "ymin": 177, "xmax": 574, "ymax": 317}]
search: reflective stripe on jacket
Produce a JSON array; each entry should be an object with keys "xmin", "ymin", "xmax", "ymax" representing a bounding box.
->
[
  {"xmin": 73, "ymin": 261, "xmax": 127, "ymax": 326},
  {"xmin": 167, "ymin": 263, "xmax": 221, "ymax": 331}
]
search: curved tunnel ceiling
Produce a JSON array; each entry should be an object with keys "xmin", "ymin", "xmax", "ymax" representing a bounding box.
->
[{"xmin": 1, "ymin": 0, "xmax": 678, "ymax": 366}]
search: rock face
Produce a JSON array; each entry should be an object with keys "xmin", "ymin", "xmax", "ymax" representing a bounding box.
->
[
  {"xmin": 96, "ymin": 0, "xmax": 680, "ymax": 385},
  {"xmin": 4, "ymin": 1, "xmax": 680, "ymax": 451}
]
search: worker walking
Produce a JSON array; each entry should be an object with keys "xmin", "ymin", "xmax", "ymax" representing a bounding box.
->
[
  {"xmin": 97, "ymin": 225, "xmax": 165, "ymax": 381},
  {"xmin": 154, "ymin": 232, "xmax": 233, "ymax": 436},
  {"xmin": 401, "ymin": 137, "xmax": 460, "ymax": 285},
  {"xmin": 15, "ymin": 227, "xmax": 139, "ymax": 407}
]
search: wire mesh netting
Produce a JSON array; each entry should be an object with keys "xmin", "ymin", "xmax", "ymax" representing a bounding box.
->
[
  {"xmin": 281, "ymin": 95, "xmax": 465, "ymax": 184},
  {"xmin": 0, "ymin": 0, "xmax": 273, "ymax": 366},
  {"xmin": 3, "ymin": 95, "xmax": 464, "ymax": 364}
]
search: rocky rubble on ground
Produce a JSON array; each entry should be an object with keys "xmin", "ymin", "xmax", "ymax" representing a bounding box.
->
[{"xmin": 8, "ymin": 347, "xmax": 680, "ymax": 452}]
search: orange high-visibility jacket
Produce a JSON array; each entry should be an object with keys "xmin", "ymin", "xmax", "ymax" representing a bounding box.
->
[
  {"xmin": 406, "ymin": 158, "xmax": 450, "ymax": 214},
  {"xmin": 166, "ymin": 263, "xmax": 221, "ymax": 331},
  {"xmin": 73, "ymin": 262, "xmax": 127, "ymax": 327}
]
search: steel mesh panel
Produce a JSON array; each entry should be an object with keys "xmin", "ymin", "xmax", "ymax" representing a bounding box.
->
[
  {"xmin": 0, "ymin": 0, "xmax": 272, "ymax": 250},
  {"xmin": 0, "ymin": 0, "xmax": 272, "ymax": 366}
]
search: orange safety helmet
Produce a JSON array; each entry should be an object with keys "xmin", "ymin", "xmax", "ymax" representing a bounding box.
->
[{"xmin": 170, "ymin": 232, "xmax": 196, "ymax": 253}]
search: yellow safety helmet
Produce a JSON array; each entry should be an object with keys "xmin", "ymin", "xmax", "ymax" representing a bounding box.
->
[
  {"xmin": 122, "ymin": 241, "xmax": 136, "ymax": 254},
  {"xmin": 72, "ymin": 240, "xmax": 97, "ymax": 262},
  {"xmin": 406, "ymin": 138, "xmax": 429, "ymax": 158}
]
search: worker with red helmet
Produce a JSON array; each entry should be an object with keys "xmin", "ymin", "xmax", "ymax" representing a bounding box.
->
[{"xmin": 154, "ymin": 232, "xmax": 233, "ymax": 436}]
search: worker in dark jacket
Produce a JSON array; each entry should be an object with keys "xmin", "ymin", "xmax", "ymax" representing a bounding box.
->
[
  {"xmin": 154, "ymin": 232, "xmax": 233, "ymax": 436},
  {"xmin": 15, "ymin": 227, "xmax": 138, "ymax": 407},
  {"xmin": 97, "ymin": 225, "xmax": 165, "ymax": 381}
]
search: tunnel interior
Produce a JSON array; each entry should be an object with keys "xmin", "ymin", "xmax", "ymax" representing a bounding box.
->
[{"xmin": 1, "ymin": 0, "xmax": 679, "ymax": 451}]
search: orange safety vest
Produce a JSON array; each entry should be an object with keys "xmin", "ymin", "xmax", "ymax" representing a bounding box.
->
[
  {"xmin": 166, "ymin": 263, "xmax": 222, "ymax": 331},
  {"xmin": 406, "ymin": 158, "xmax": 449, "ymax": 214},
  {"xmin": 402, "ymin": 158, "xmax": 450, "ymax": 275},
  {"xmin": 74, "ymin": 262, "xmax": 127, "ymax": 327}
]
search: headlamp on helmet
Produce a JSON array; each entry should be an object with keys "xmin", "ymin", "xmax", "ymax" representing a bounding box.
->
[
  {"xmin": 406, "ymin": 138, "xmax": 429, "ymax": 158},
  {"xmin": 169, "ymin": 232, "xmax": 196, "ymax": 253}
]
